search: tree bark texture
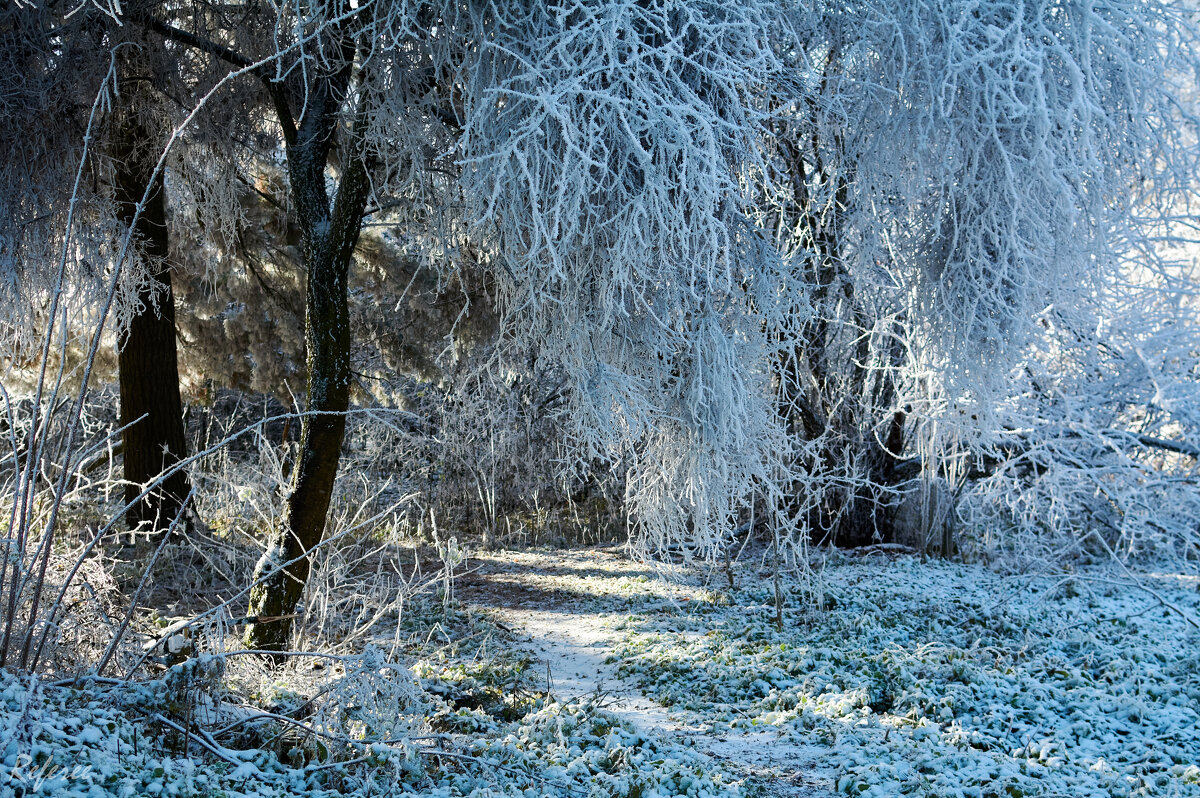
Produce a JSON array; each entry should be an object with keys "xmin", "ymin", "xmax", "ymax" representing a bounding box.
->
[
  {"xmin": 113, "ymin": 116, "xmax": 192, "ymax": 535},
  {"xmin": 244, "ymin": 49, "xmax": 374, "ymax": 650}
]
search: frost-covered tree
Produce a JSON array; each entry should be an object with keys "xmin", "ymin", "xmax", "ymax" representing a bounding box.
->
[
  {"xmin": 129, "ymin": 3, "xmax": 433, "ymax": 648},
  {"xmin": 757, "ymin": 0, "xmax": 1200, "ymax": 554},
  {"xmin": 6, "ymin": 0, "xmax": 1200, "ymax": 666},
  {"xmin": 954, "ymin": 252, "xmax": 1200, "ymax": 566},
  {"xmin": 449, "ymin": 0, "xmax": 797, "ymax": 562},
  {"xmin": 110, "ymin": 38, "xmax": 194, "ymax": 534},
  {"xmin": 0, "ymin": 5, "xmax": 196, "ymax": 538}
]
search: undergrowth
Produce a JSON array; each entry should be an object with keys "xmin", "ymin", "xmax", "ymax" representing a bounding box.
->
[{"xmin": 0, "ymin": 597, "xmax": 744, "ymax": 797}]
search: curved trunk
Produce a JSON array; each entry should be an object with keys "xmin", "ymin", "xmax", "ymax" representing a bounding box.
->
[
  {"xmin": 244, "ymin": 52, "xmax": 373, "ymax": 649},
  {"xmin": 243, "ymin": 236, "xmax": 352, "ymax": 650}
]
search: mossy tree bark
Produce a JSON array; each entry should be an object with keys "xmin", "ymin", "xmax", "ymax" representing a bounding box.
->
[
  {"xmin": 112, "ymin": 108, "xmax": 192, "ymax": 536},
  {"xmin": 243, "ymin": 40, "xmax": 376, "ymax": 651}
]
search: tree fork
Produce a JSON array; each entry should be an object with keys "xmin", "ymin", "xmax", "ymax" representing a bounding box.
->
[{"xmin": 244, "ymin": 49, "xmax": 374, "ymax": 650}]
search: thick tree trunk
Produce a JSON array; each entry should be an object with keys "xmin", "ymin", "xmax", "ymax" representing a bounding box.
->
[
  {"xmin": 775, "ymin": 132, "xmax": 908, "ymax": 549},
  {"xmin": 113, "ymin": 123, "xmax": 192, "ymax": 535}
]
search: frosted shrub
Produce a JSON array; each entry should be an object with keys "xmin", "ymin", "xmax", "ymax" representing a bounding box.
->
[
  {"xmin": 756, "ymin": 1, "xmax": 1200, "ymax": 560},
  {"xmin": 311, "ymin": 648, "xmax": 428, "ymax": 750}
]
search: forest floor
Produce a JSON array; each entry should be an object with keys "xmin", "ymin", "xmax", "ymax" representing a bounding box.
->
[
  {"xmin": 6, "ymin": 544, "xmax": 1200, "ymax": 797},
  {"xmin": 453, "ymin": 545, "xmax": 1200, "ymax": 798},
  {"xmin": 457, "ymin": 546, "xmax": 837, "ymax": 797}
]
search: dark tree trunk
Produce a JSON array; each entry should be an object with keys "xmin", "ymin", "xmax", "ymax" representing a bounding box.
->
[
  {"xmin": 244, "ymin": 47, "xmax": 374, "ymax": 650},
  {"xmin": 128, "ymin": 0, "xmax": 377, "ymax": 652},
  {"xmin": 243, "ymin": 217, "xmax": 355, "ymax": 650},
  {"xmin": 113, "ymin": 120, "xmax": 192, "ymax": 535}
]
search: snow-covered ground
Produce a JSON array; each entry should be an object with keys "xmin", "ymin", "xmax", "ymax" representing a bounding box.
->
[
  {"xmin": 607, "ymin": 555, "xmax": 1200, "ymax": 798},
  {"xmin": 3, "ymin": 547, "xmax": 1198, "ymax": 797},
  {"xmin": 464, "ymin": 548, "xmax": 1200, "ymax": 797}
]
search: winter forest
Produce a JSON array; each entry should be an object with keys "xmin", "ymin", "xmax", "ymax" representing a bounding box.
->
[{"xmin": 2, "ymin": 0, "xmax": 1200, "ymax": 795}]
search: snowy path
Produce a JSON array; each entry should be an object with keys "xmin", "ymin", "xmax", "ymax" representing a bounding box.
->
[{"xmin": 459, "ymin": 549, "xmax": 837, "ymax": 797}]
